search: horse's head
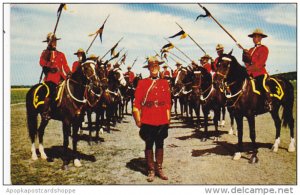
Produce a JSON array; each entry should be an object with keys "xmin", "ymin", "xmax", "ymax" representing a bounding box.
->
[
  {"xmin": 80, "ymin": 60, "xmax": 101, "ymax": 87},
  {"xmin": 174, "ymin": 67, "xmax": 188, "ymax": 86},
  {"xmin": 96, "ymin": 63, "xmax": 108, "ymax": 89},
  {"xmin": 108, "ymin": 68, "xmax": 127, "ymax": 87}
]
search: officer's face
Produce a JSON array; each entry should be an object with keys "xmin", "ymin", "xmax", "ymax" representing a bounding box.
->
[
  {"xmin": 49, "ymin": 39, "xmax": 57, "ymax": 48},
  {"xmin": 217, "ymin": 50, "xmax": 223, "ymax": 56},
  {"xmin": 149, "ymin": 64, "xmax": 160, "ymax": 76},
  {"xmin": 252, "ymin": 34, "xmax": 262, "ymax": 44}
]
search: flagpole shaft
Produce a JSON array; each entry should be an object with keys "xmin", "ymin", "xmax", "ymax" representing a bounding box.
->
[
  {"xmin": 198, "ymin": 4, "xmax": 244, "ymax": 50},
  {"xmin": 175, "ymin": 22, "xmax": 206, "ymax": 54},
  {"xmin": 86, "ymin": 34, "xmax": 98, "ymax": 54},
  {"xmin": 154, "ymin": 50, "xmax": 173, "ymax": 70},
  {"xmin": 164, "ymin": 38, "xmax": 193, "ymax": 62},
  {"xmin": 168, "ymin": 51, "xmax": 187, "ymax": 63},
  {"xmin": 131, "ymin": 57, "xmax": 138, "ymax": 68}
]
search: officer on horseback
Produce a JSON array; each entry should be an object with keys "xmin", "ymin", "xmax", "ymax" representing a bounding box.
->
[
  {"xmin": 39, "ymin": 32, "xmax": 71, "ymax": 120},
  {"xmin": 200, "ymin": 54, "xmax": 213, "ymax": 73},
  {"xmin": 124, "ymin": 66, "xmax": 135, "ymax": 84},
  {"xmin": 161, "ymin": 64, "xmax": 171, "ymax": 79},
  {"xmin": 172, "ymin": 62, "xmax": 182, "ymax": 79},
  {"xmin": 213, "ymin": 44, "xmax": 224, "ymax": 71},
  {"xmin": 242, "ymin": 28, "xmax": 272, "ymax": 111},
  {"xmin": 72, "ymin": 48, "xmax": 86, "ymax": 73}
]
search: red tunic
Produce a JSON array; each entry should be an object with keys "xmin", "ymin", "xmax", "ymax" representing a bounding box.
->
[
  {"xmin": 172, "ymin": 69, "xmax": 179, "ymax": 78},
  {"xmin": 213, "ymin": 57, "xmax": 219, "ymax": 71},
  {"xmin": 203, "ymin": 62, "xmax": 212, "ymax": 73},
  {"xmin": 246, "ymin": 44, "xmax": 268, "ymax": 78},
  {"xmin": 134, "ymin": 78, "xmax": 171, "ymax": 126},
  {"xmin": 40, "ymin": 50, "xmax": 71, "ymax": 85},
  {"xmin": 162, "ymin": 70, "xmax": 171, "ymax": 78},
  {"xmin": 124, "ymin": 71, "xmax": 135, "ymax": 83},
  {"xmin": 72, "ymin": 61, "xmax": 80, "ymax": 73}
]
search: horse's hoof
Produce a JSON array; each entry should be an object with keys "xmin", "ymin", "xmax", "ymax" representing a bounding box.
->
[
  {"xmin": 233, "ymin": 152, "xmax": 241, "ymax": 160},
  {"xmin": 41, "ymin": 153, "xmax": 48, "ymax": 160},
  {"xmin": 100, "ymin": 128, "xmax": 104, "ymax": 134},
  {"xmin": 288, "ymin": 144, "xmax": 296, "ymax": 152},
  {"xmin": 221, "ymin": 120, "xmax": 225, "ymax": 127},
  {"xmin": 248, "ymin": 154, "xmax": 259, "ymax": 164},
  {"xmin": 271, "ymin": 145, "xmax": 279, "ymax": 152},
  {"xmin": 62, "ymin": 165, "xmax": 69, "ymax": 170},
  {"xmin": 74, "ymin": 159, "xmax": 82, "ymax": 167},
  {"xmin": 201, "ymin": 137, "xmax": 207, "ymax": 142},
  {"xmin": 31, "ymin": 155, "xmax": 38, "ymax": 161}
]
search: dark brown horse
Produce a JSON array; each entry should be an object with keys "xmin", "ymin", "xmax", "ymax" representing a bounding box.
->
[
  {"xmin": 216, "ymin": 53, "xmax": 295, "ymax": 163},
  {"xmin": 26, "ymin": 60, "xmax": 101, "ymax": 169}
]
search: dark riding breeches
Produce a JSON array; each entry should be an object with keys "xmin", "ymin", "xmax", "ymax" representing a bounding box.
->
[{"xmin": 139, "ymin": 124, "xmax": 169, "ymax": 150}]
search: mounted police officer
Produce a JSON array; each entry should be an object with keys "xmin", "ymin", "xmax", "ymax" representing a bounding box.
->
[
  {"xmin": 124, "ymin": 65, "xmax": 135, "ymax": 84},
  {"xmin": 133, "ymin": 56, "xmax": 171, "ymax": 182},
  {"xmin": 72, "ymin": 48, "xmax": 86, "ymax": 73},
  {"xmin": 200, "ymin": 54, "xmax": 213, "ymax": 73},
  {"xmin": 213, "ymin": 44, "xmax": 224, "ymax": 71},
  {"xmin": 172, "ymin": 62, "xmax": 182, "ymax": 79},
  {"xmin": 161, "ymin": 64, "xmax": 171, "ymax": 79},
  {"xmin": 242, "ymin": 28, "xmax": 272, "ymax": 111},
  {"xmin": 39, "ymin": 32, "xmax": 71, "ymax": 120}
]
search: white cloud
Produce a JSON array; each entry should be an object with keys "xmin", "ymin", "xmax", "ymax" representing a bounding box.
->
[{"xmin": 260, "ymin": 4, "xmax": 296, "ymax": 27}]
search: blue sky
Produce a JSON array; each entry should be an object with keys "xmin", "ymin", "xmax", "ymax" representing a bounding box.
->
[{"xmin": 9, "ymin": 3, "xmax": 296, "ymax": 85}]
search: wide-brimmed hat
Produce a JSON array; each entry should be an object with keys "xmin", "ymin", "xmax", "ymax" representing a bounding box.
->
[
  {"xmin": 162, "ymin": 64, "xmax": 168, "ymax": 68},
  {"xmin": 216, "ymin": 44, "xmax": 224, "ymax": 51},
  {"xmin": 88, "ymin": 54, "xmax": 98, "ymax": 60},
  {"xmin": 114, "ymin": 63, "xmax": 120, "ymax": 67},
  {"xmin": 42, "ymin": 32, "xmax": 61, "ymax": 42},
  {"xmin": 74, "ymin": 48, "xmax": 85, "ymax": 55},
  {"xmin": 248, "ymin": 28, "xmax": 268, "ymax": 38},
  {"xmin": 175, "ymin": 61, "xmax": 182, "ymax": 66},
  {"xmin": 127, "ymin": 66, "xmax": 132, "ymax": 69},
  {"xmin": 142, "ymin": 56, "xmax": 164, "ymax": 68},
  {"xmin": 199, "ymin": 54, "xmax": 211, "ymax": 60}
]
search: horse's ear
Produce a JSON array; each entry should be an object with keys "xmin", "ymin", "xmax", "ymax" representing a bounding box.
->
[{"xmin": 228, "ymin": 49, "xmax": 233, "ymax": 56}]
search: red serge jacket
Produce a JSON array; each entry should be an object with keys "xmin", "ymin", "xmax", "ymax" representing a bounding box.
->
[
  {"xmin": 40, "ymin": 50, "xmax": 71, "ymax": 85},
  {"xmin": 124, "ymin": 71, "xmax": 135, "ymax": 83},
  {"xmin": 246, "ymin": 44, "xmax": 268, "ymax": 78},
  {"xmin": 133, "ymin": 78, "xmax": 171, "ymax": 126}
]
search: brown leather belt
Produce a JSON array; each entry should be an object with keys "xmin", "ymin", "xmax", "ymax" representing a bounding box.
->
[{"xmin": 143, "ymin": 100, "xmax": 165, "ymax": 108}]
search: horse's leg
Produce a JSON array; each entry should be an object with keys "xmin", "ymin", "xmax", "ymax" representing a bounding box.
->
[
  {"xmin": 62, "ymin": 121, "xmax": 71, "ymax": 170},
  {"xmin": 213, "ymin": 107, "xmax": 220, "ymax": 142},
  {"xmin": 195, "ymin": 103, "xmax": 200, "ymax": 130},
  {"xmin": 72, "ymin": 118, "xmax": 82, "ymax": 167},
  {"xmin": 37, "ymin": 119, "xmax": 49, "ymax": 160},
  {"xmin": 247, "ymin": 115, "xmax": 259, "ymax": 164},
  {"xmin": 228, "ymin": 108, "xmax": 235, "ymax": 135},
  {"xmin": 221, "ymin": 106, "xmax": 226, "ymax": 127},
  {"xmin": 270, "ymin": 107, "xmax": 281, "ymax": 152},
  {"xmin": 201, "ymin": 107, "xmax": 209, "ymax": 142},
  {"xmin": 86, "ymin": 109, "xmax": 93, "ymax": 145},
  {"xmin": 233, "ymin": 114, "xmax": 243, "ymax": 160},
  {"xmin": 106, "ymin": 107, "xmax": 111, "ymax": 133},
  {"xmin": 174, "ymin": 98, "xmax": 178, "ymax": 118},
  {"xmin": 28, "ymin": 112, "xmax": 38, "ymax": 160}
]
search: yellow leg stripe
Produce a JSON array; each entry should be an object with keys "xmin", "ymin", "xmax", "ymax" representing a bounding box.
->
[
  {"xmin": 250, "ymin": 79, "xmax": 261, "ymax": 95},
  {"xmin": 33, "ymin": 82, "xmax": 50, "ymax": 109},
  {"xmin": 270, "ymin": 78, "xmax": 284, "ymax": 100}
]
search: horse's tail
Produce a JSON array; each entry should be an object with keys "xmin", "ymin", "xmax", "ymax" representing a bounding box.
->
[
  {"xmin": 281, "ymin": 78, "xmax": 294, "ymax": 128},
  {"xmin": 26, "ymin": 87, "xmax": 38, "ymax": 143}
]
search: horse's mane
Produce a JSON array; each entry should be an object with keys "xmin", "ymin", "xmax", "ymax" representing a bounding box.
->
[{"xmin": 223, "ymin": 54, "xmax": 249, "ymax": 82}]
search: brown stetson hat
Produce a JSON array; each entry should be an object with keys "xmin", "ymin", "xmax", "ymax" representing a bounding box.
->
[
  {"xmin": 248, "ymin": 28, "xmax": 268, "ymax": 38},
  {"xmin": 42, "ymin": 32, "xmax": 61, "ymax": 42},
  {"xmin": 142, "ymin": 56, "xmax": 164, "ymax": 68},
  {"xmin": 74, "ymin": 48, "xmax": 85, "ymax": 55}
]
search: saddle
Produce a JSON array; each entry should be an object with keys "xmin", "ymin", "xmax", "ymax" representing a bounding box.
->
[
  {"xmin": 33, "ymin": 81, "xmax": 66, "ymax": 109},
  {"xmin": 250, "ymin": 75, "xmax": 284, "ymax": 100}
]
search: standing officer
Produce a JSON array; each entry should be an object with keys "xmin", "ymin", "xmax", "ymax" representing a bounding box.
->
[
  {"xmin": 39, "ymin": 32, "xmax": 71, "ymax": 120},
  {"xmin": 124, "ymin": 66, "xmax": 135, "ymax": 84},
  {"xmin": 242, "ymin": 28, "xmax": 272, "ymax": 111},
  {"xmin": 133, "ymin": 56, "xmax": 171, "ymax": 182},
  {"xmin": 72, "ymin": 48, "xmax": 86, "ymax": 73}
]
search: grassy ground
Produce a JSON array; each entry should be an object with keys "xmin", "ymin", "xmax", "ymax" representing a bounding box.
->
[{"xmin": 9, "ymin": 81, "xmax": 297, "ymax": 184}]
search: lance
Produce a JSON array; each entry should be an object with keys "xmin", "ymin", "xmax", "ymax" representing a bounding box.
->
[
  {"xmin": 117, "ymin": 50, "xmax": 128, "ymax": 64},
  {"xmin": 86, "ymin": 14, "xmax": 110, "ymax": 54},
  {"xmin": 197, "ymin": 4, "xmax": 244, "ymax": 50},
  {"xmin": 164, "ymin": 38, "xmax": 193, "ymax": 62},
  {"xmin": 175, "ymin": 22, "xmax": 206, "ymax": 54},
  {"xmin": 131, "ymin": 57, "xmax": 138, "ymax": 68},
  {"xmin": 105, "ymin": 47, "xmax": 124, "ymax": 64},
  {"xmin": 99, "ymin": 37, "xmax": 123, "ymax": 61},
  {"xmin": 39, "ymin": 3, "xmax": 66, "ymax": 83},
  {"xmin": 167, "ymin": 50, "xmax": 187, "ymax": 63}
]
